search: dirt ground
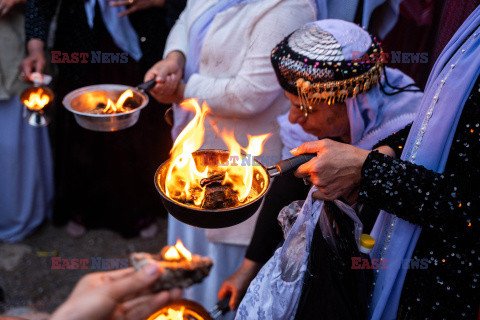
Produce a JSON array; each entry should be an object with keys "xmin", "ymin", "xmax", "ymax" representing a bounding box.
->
[{"xmin": 0, "ymin": 219, "xmax": 167, "ymax": 318}]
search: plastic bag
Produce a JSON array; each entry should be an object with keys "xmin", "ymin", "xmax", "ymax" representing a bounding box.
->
[
  {"xmin": 294, "ymin": 200, "xmax": 372, "ymax": 320},
  {"xmin": 236, "ymin": 188, "xmax": 364, "ymax": 320}
]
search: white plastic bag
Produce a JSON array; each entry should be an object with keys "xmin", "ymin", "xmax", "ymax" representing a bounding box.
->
[{"xmin": 236, "ymin": 188, "xmax": 363, "ymax": 320}]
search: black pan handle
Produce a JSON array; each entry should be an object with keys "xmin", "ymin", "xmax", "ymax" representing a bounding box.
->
[
  {"xmin": 209, "ymin": 295, "xmax": 231, "ymax": 319},
  {"xmin": 267, "ymin": 153, "xmax": 316, "ymax": 176},
  {"xmin": 136, "ymin": 78, "xmax": 157, "ymax": 91}
]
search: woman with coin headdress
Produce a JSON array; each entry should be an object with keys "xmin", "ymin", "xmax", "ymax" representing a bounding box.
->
[
  {"xmin": 278, "ymin": 7, "xmax": 480, "ymax": 319},
  {"xmin": 218, "ymin": 20, "xmax": 424, "ymax": 317}
]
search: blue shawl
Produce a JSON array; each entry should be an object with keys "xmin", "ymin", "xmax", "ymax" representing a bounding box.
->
[{"xmin": 369, "ymin": 5, "xmax": 480, "ymax": 319}]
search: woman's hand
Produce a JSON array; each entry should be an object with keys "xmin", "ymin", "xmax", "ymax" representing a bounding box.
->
[
  {"xmin": 50, "ymin": 265, "xmax": 182, "ymax": 320},
  {"xmin": 291, "ymin": 139, "xmax": 370, "ymax": 201},
  {"xmin": 145, "ymin": 51, "xmax": 185, "ymax": 104},
  {"xmin": 0, "ymin": 0, "xmax": 25, "ymax": 17},
  {"xmin": 19, "ymin": 39, "xmax": 46, "ymax": 81},
  {"xmin": 106, "ymin": 0, "xmax": 165, "ymax": 17},
  {"xmin": 218, "ymin": 258, "xmax": 262, "ymax": 310}
]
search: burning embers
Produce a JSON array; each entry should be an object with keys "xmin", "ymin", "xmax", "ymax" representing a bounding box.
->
[
  {"xmin": 23, "ymin": 88, "xmax": 51, "ymax": 111},
  {"xmin": 162, "ymin": 99, "xmax": 270, "ymax": 210},
  {"xmin": 130, "ymin": 239, "xmax": 213, "ymax": 292},
  {"xmin": 88, "ymin": 89, "xmax": 135, "ymax": 114},
  {"xmin": 149, "ymin": 307, "xmax": 186, "ymax": 320}
]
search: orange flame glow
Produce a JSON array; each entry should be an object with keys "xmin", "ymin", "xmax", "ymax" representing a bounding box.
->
[
  {"xmin": 222, "ymin": 132, "xmax": 270, "ymax": 202},
  {"xmin": 152, "ymin": 307, "xmax": 185, "ymax": 320},
  {"xmin": 165, "ymin": 99, "xmax": 209, "ymax": 206},
  {"xmin": 163, "ymin": 247, "xmax": 181, "ymax": 260},
  {"xmin": 24, "ymin": 88, "xmax": 50, "ymax": 111},
  {"xmin": 162, "ymin": 239, "xmax": 192, "ymax": 262},
  {"xmin": 163, "ymin": 99, "xmax": 270, "ymax": 208},
  {"xmin": 174, "ymin": 239, "xmax": 192, "ymax": 261},
  {"xmin": 102, "ymin": 89, "xmax": 133, "ymax": 114}
]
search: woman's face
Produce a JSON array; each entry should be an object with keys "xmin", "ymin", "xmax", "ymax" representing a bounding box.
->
[{"xmin": 286, "ymin": 92, "xmax": 351, "ymax": 142}]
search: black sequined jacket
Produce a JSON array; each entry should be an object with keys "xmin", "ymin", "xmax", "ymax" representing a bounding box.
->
[{"xmin": 357, "ymin": 77, "xmax": 480, "ymax": 319}]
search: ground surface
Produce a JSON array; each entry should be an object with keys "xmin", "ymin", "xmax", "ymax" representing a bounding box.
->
[{"xmin": 0, "ymin": 219, "xmax": 167, "ymax": 318}]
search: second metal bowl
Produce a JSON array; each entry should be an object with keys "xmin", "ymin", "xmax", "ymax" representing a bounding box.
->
[{"xmin": 63, "ymin": 84, "xmax": 149, "ymax": 132}]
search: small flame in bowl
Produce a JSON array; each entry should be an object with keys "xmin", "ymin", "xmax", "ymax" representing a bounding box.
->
[
  {"xmin": 102, "ymin": 89, "xmax": 133, "ymax": 114},
  {"xmin": 24, "ymin": 88, "xmax": 50, "ymax": 111}
]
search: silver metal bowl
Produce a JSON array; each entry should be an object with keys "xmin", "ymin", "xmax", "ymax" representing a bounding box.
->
[{"xmin": 63, "ymin": 84, "xmax": 149, "ymax": 132}]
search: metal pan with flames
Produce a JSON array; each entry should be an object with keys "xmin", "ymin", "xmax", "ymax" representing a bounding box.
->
[
  {"xmin": 147, "ymin": 296, "xmax": 231, "ymax": 320},
  {"xmin": 62, "ymin": 79, "xmax": 155, "ymax": 132},
  {"xmin": 155, "ymin": 149, "xmax": 270, "ymax": 229},
  {"xmin": 153, "ymin": 98, "xmax": 315, "ymax": 229},
  {"xmin": 155, "ymin": 149, "xmax": 315, "ymax": 229}
]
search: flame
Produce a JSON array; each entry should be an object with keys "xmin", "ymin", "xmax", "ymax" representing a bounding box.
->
[
  {"xmin": 24, "ymin": 88, "xmax": 50, "ymax": 111},
  {"xmin": 152, "ymin": 307, "xmax": 185, "ymax": 320},
  {"xmin": 175, "ymin": 239, "xmax": 192, "ymax": 261},
  {"xmin": 163, "ymin": 99, "xmax": 270, "ymax": 208},
  {"xmin": 165, "ymin": 99, "xmax": 209, "ymax": 206},
  {"xmin": 162, "ymin": 239, "xmax": 192, "ymax": 262},
  {"xmin": 222, "ymin": 132, "xmax": 270, "ymax": 202},
  {"xmin": 163, "ymin": 247, "xmax": 181, "ymax": 260},
  {"xmin": 102, "ymin": 89, "xmax": 133, "ymax": 114}
]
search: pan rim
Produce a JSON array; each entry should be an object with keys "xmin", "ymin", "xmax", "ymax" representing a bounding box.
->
[{"xmin": 154, "ymin": 149, "xmax": 272, "ymax": 213}]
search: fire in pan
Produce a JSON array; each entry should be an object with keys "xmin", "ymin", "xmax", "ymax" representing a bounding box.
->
[
  {"xmin": 62, "ymin": 79, "xmax": 156, "ymax": 132},
  {"xmin": 154, "ymin": 99, "xmax": 315, "ymax": 229}
]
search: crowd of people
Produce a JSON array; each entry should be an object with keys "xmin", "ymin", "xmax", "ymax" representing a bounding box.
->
[{"xmin": 1, "ymin": 0, "xmax": 479, "ymax": 319}]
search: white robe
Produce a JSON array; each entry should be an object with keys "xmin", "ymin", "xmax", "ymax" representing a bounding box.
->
[{"xmin": 164, "ymin": 0, "xmax": 316, "ymax": 309}]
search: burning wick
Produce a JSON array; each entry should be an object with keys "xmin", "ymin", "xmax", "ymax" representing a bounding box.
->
[
  {"xmin": 162, "ymin": 239, "xmax": 192, "ymax": 262},
  {"xmin": 24, "ymin": 88, "xmax": 50, "ymax": 111}
]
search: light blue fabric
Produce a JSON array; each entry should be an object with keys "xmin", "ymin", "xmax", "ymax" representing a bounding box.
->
[
  {"xmin": 84, "ymin": 0, "xmax": 142, "ymax": 61},
  {"xmin": 316, "ymin": 19, "xmax": 372, "ymax": 60},
  {"xmin": 361, "ymin": 0, "xmax": 403, "ymax": 38},
  {"xmin": 348, "ymin": 67, "xmax": 421, "ymax": 149},
  {"xmin": 369, "ymin": 6, "xmax": 480, "ymax": 319},
  {"xmin": 0, "ymin": 97, "xmax": 54, "ymax": 242},
  {"xmin": 312, "ymin": 0, "xmax": 402, "ymax": 38}
]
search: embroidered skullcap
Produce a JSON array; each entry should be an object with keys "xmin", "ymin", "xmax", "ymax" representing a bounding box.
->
[{"xmin": 271, "ymin": 19, "xmax": 383, "ymax": 105}]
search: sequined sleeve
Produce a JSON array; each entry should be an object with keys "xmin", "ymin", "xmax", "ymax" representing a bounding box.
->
[
  {"xmin": 373, "ymin": 124, "xmax": 412, "ymax": 159},
  {"xmin": 25, "ymin": 0, "xmax": 59, "ymax": 42},
  {"xmin": 357, "ymin": 150, "xmax": 479, "ymax": 235}
]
